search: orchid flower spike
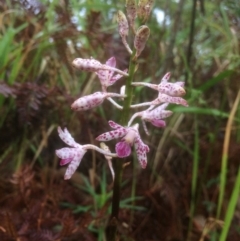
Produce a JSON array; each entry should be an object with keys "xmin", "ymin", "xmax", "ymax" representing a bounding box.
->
[
  {"xmin": 55, "ymin": 127, "xmax": 87, "ymax": 180},
  {"xmin": 72, "ymin": 57, "xmax": 128, "ymax": 77},
  {"xmin": 71, "ymin": 91, "xmax": 125, "ymax": 111},
  {"xmin": 96, "ymin": 57, "xmax": 128, "ymax": 92},
  {"xmin": 96, "ymin": 121, "xmax": 149, "ymax": 168},
  {"xmin": 132, "ymin": 72, "xmax": 186, "ymax": 97}
]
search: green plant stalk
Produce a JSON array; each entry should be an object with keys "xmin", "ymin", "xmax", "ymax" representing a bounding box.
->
[
  {"xmin": 219, "ymin": 166, "xmax": 240, "ymax": 241},
  {"xmin": 217, "ymin": 90, "xmax": 240, "ymax": 218},
  {"xmin": 106, "ymin": 50, "xmax": 137, "ymax": 241},
  {"xmin": 217, "ymin": 152, "xmax": 228, "ymax": 218},
  {"xmin": 187, "ymin": 116, "xmax": 199, "ymax": 241}
]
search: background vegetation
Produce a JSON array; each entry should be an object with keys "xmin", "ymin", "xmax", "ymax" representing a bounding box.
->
[{"xmin": 0, "ymin": 0, "xmax": 239, "ymax": 240}]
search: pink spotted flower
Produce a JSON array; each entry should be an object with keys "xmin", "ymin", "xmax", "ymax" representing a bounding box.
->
[
  {"xmin": 96, "ymin": 57, "xmax": 128, "ymax": 92},
  {"xmin": 72, "ymin": 57, "xmax": 128, "ymax": 79},
  {"xmin": 96, "ymin": 121, "xmax": 149, "ymax": 168},
  {"xmin": 132, "ymin": 72, "xmax": 186, "ymax": 97},
  {"xmin": 128, "ymin": 103, "xmax": 173, "ymax": 127},
  {"xmin": 55, "ymin": 127, "xmax": 87, "ymax": 180},
  {"xmin": 130, "ymin": 72, "xmax": 188, "ymax": 108}
]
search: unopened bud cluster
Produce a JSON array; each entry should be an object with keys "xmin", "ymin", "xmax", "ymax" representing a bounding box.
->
[{"xmin": 56, "ymin": 0, "xmax": 188, "ymax": 180}]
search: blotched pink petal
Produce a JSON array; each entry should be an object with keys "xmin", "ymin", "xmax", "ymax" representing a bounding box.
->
[
  {"xmin": 57, "ymin": 127, "xmax": 79, "ymax": 148},
  {"xmin": 108, "ymin": 120, "xmax": 123, "ymax": 129},
  {"xmin": 56, "ymin": 128, "xmax": 87, "ymax": 180},
  {"xmin": 96, "ymin": 57, "xmax": 115, "ymax": 87},
  {"xmin": 158, "ymin": 93, "xmax": 188, "ymax": 106},
  {"xmin": 96, "ymin": 128, "xmax": 128, "ymax": 141},
  {"xmin": 64, "ymin": 148, "xmax": 87, "ymax": 180},
  {"xmin": 158, "ymin": 82, "xmax": 186, "ymax": 97},
  {"xmin": 160, "ymin": 72, "xmax": 171, "ymax": 83},
  {"xmin": 134, "ymin": 135, "xmax": 149, "ymax": 169},
  {"xmin": 142, "ymin": 104, "xmax": 173, "ymax": 121},
  {"xmin": 96, "ymin": 57, "xmax": 126, "ymax": 89},
  {"xmin": 116, "ymin": 141, "xmax": 131, "ymax": 157}
]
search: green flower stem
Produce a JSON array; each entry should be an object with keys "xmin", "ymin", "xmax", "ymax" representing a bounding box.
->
[
  {"xmin": 121, "ymin": 50, "xmax": 137, "ymax": 125},
  {"xmin": 107, "ymin": 50, "xmax": 137, "ymax": 241}
]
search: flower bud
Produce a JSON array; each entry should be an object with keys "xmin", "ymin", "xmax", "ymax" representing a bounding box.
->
[
  {"xmin": 126, "ymin": 0, "xmax": 137, "ymax": 29},
  {"xmin": 117, "ymin": 10, "xmax": 129, "ymax": 38},
  {"xmin": 134, "ymin": 25, "xmax": 150, "ymax": 58},
  {"xmin": 137, "ymin": 0, "xmax": 154, "ymax": 23}
]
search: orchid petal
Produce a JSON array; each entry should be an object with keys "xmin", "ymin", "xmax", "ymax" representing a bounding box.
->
[
  {"xmin": 60, "ymin": 158, "xmax": 73, "ymax": 166},
  {"xmin": 94, "ymin": 57, "xmax": 127, "ymax": 88},
  {"xmin": 96, "ymin": 69, "xmax": 112, "ymax": 87},
  {"xmin": 71, "ymin": 92, "xmax": 106, "ymax": 111},
  {"xmin": 56, "ymin": 147, "xmax": 75, "ymax": 160},
  {"xmin": 109, "ymin": 69, "xmax": 128, "ymax": 86},
  {"xmin": 96, "ymin": 128, "xmax": 128, "ymax": 141},
  {"xmin": 134, "ymin": 135, "xmax": 149, "ymax": 169},
  {"xmin": 142, "ymin": 104, "xmax": 172, "ymax": 120},
  {"xmin": 64, "ymin": 148, "xmax": 86, "ymax": 180},
  {"xmin": 158, "ymin": 82, "xmax": 186, "ymax": 97},
  {"xmin": 158, "ymin": 93, "xmax": 188, "ymax": 106},
  {"xmin": 149, "ymin": 119, "xmax": 166, "ymax": 128},
  {"xmin": 116, "ymin": 141, "xmax": 131, "ymax": 157},
  {"xmin": 108, "ymin": 120, "xmax": 124, "ymax": 129},
  {"xmin": 105, "ymin": 57, "xmax": 116, "ymax": 68},
  {"xmin": 160, "ymin": 72, "xmax": 171, "ymax": 83},
  {"xmin": 57, "ymin": 128, "xmax": 79, "ymax": 147},
  {"xmin": 175, "ymin": 81, "xmax": 185, "ymax": 87}
]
